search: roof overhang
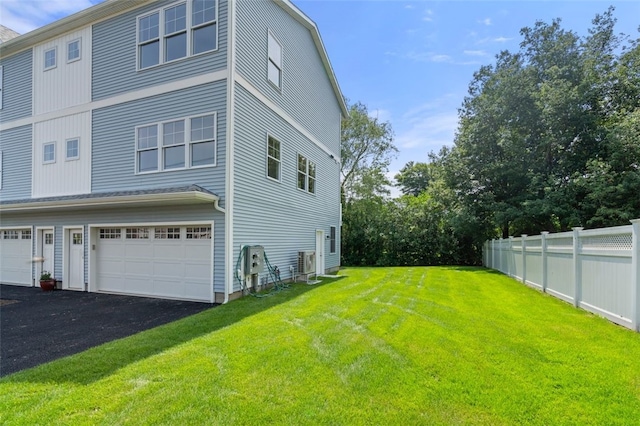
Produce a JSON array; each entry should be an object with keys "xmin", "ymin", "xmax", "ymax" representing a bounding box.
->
[{"xmin": 0, "ymin": 187, "xmax": 219, "ymax": 214}]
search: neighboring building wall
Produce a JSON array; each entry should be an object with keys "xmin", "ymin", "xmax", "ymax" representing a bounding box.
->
[
  {"xmin": 92, "ymin": 0, "xmax": 228, "ymax": 101},
  {"xmin": 0, "ymin": 49, "xmax": 33, "ymax": 124},
  {"xmin": 33, "ymin": 26, "xmax": 92, "ymax": 115},
  {"xmin": 232, "ymin": 83, "xmax": 341, "ymax": 290},
  {"xmin": 0, "ymin": 125, "xmax": 32, "ymax": 200},
  {"xmin": 235, "ymin": 0, "xmax": 342, "ymax": 154},
  {"xmin": 91, "ymin": 81, "xmax": 227, "ymax": 196},
  {"xmin": 32, "ymin": 112, "xmax": 91, "ymax": 197}
]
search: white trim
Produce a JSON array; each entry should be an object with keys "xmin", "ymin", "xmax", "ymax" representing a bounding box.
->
[
  {"xmin": 87, "ymin": 220, "xmax": 215, "ymax": 302},
  {"xmin": 1, "ymin": 70, "xmax": 228, "ymax": 132},
  {"xmin": 235, "ymin": 74, "xmax": 340, "ymax": 161},
  {"xmin": 66, "ymin": 38, "xmax": 82, "ymax": 63},
  {"xmin": 267, "ymin": 29, "xmax": 282, "ymax": 90},
  {"xmin": 0, "ymin": 65, "xmax": 3, "ymax": 110}
]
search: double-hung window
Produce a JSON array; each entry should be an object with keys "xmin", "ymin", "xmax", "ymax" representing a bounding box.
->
[
  {"xmin": 67, "ymin": 39, "xmax": 81, "ymax": 63},
  {"xmin": 43, "ymin": 142, "xmax": 56, "ymax": 164},
  {"xmin": 330, "ymin": 226, "xmax": 337, "ymax": 254},
  {"xmin": 164, "ymin": 3, "xmax": 187, "ymax": 62},
  {"xmin": 192, "ymin": 0, "xmax": 217, "ymax": 54},
  {"xmin": 267, "ymin": 136, "xmax": 281, "ymax": 181},
  {"xmin": 66, "ymin": 138, "xmax": 79, "ymax": 160},
  {"xmin": 138, "ymin": 0, "xmax": 217, "ymax": 70},
  {"xmin": 136, "ymin": 113, "xmax": 216, "ymax": 173},
  {"xmin": 44, "ymin": 48, "xmax": 57, "ymax": 70},
  {"xmin": 267, "ymin": 31, "xmax": 282, "ymax": 88},
  {"xmin": 163, "ymin": 120, "xmax": 185, "ymax": 169},
  {"xmin": 190, "ymin": 114, "xmax": 216, "ymax": 167},
  {"xmin": 297, "ymin": 154, "xmax": 316, "ymax": 194}
]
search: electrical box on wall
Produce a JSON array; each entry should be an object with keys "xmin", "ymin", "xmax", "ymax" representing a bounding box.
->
[{"xmin": 244, "ymin": 245, "xmax": 264, "ymax": 275}]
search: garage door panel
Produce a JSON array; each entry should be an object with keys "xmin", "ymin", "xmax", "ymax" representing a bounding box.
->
[
  {"xmin": 0, "ymin": 229, "xmax": 33, "ymax": 286},
  {"xmin": 96, "ymin": 225, "xmax": 212, "ymax": 302}
]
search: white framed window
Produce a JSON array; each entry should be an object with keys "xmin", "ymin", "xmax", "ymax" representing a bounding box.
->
[
  {"xmin": 186, "ymin": 226, "xmax": 211, "ymax": 239},
  {"xmin": 163, "ymin": 120, "xmax": 186, "ymax": 169},
  {"xmin": 0, "ymin": 66, "xmax": 3, "ymax": 110},
  {"xmin": 43, "ymin": 142, "xmax": 56, "ymax": 164},
  {"xmin": 267, "ymin": 31, "xmax": 282, "ymax": 88},
  {"xmin": 65, "ymin": 138, "xmax": 80, "ymax": 160},
  {"xmin": 99, "ymin": 228, "xmax": 121, "ymax": 239},
  {"xmin": 44, "ymin": 47, "xmax": 57, "ymax": 70},
  {"xmin": 155, "ymin": 227, "xmax": 181, "ymax": 239},
  {"xmin": 137, "ymin": 0, "xmax": 218, "ymax": 70},
  {"xmin": 136, "ymin": 113, "xmax": 216, "ymax": 174},
  {"xmin": 267, "ymin": 135, "xmax": 281, "ymax": 181},
  {"xmin": 126, "ymin": 228, "xmax": 150, "ymax": 239},
  {"xmin": 67, "ymin": 39, "xmax": 81, "ymax": 63},
  {"xmin": 138, "ymin": 12, "xmax": 160, "ymax": 69},
  {"xmin": 190, "ymin": 114, "xmax": 216, "ymax": 167},
  {"xmin": 164, "ymin": 3, "xmax": 187, "ymax": 62},
  {"xmin": 192, "ymin": 0, "xmax": 217, "ymax": 55},
  {"xmin": 137, "ymin": 124, "xmax": 159, "ymax": 172},
  {"xmin": 297, "ymin": 154, "xmax": 316, "ymax": 194}
]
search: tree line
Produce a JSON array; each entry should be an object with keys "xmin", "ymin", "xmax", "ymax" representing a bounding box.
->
[{"xmin": 341, "ymin": 7, "xmax": 640, "ymax": 266}]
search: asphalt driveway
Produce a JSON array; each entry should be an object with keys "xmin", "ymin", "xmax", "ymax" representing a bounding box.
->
[{"xmin": 0, "ymin": 285, "xmax": 214, "ymax": 377}]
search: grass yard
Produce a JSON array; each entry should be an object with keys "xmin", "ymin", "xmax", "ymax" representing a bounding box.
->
[{"xmin": 2, "ymin": 267, "xmax": 640, "ymax": 425}]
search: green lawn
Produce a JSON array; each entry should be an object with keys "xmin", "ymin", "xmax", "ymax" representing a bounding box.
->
[{"xmin": 2, "ymin": 267, "xmax": 640, "ymax": 425}]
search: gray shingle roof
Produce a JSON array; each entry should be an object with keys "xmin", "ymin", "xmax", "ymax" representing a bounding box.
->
[{"xmin": 0, "ymin": 25, "xmax": 20, "ymax": 43}]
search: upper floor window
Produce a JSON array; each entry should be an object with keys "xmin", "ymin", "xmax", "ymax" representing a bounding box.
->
[
  {"xmin": 137, "ymin": 0, "xmax": 217, "ymax": 70},
  {"xmin": 267, "ymin": 31, "xmax": 282, "ymax": 88},
  {"xmin": 66, "ymin": 138, "xmax": 80, "ymax": 160},
  {"xmin": 67, "ymin": 39, "xmax": 81, "ymax": 63},
  {"xmin": 267, "ymin": 135, "xmax": 281, "ymax": 181},
  {"xmin": 44, "ymin": 48, "xmax": 57, "ymax": 70},
  {"xmin": 43, "ymin": 142, "xmax": 56, "ymax": 164},
  {"xmin": 136, "ymin": 113, "xmax": 216, "ymax": 174},
  {"xmin": 297, "ymin": 154, "xmax": 316, "ymax": 194}
]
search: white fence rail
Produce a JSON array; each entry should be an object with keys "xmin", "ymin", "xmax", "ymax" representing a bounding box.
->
[{"xmin": 483, "ymin": 219, "xmax": 640, "ymax": 332}]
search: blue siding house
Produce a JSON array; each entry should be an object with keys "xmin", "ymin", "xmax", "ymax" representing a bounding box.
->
[{"xmin": 0, "ymin": 0, "xmax": 346, "ymax": 303}]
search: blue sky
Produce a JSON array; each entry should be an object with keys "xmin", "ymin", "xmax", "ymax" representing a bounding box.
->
[{"xmin": 2, "ymin": 0, "xmax": 639, "ymax": 190}]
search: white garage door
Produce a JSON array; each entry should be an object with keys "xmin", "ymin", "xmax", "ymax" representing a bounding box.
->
[
  {"xmin": 95, "ymin": 225, "xmax": 212, "ymax": 302},
  {"xmin": 0, "ymin": 229, "xmax": 33, "ymax": 286}
]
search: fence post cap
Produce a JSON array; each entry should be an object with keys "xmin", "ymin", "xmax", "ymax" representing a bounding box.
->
[
  {"xmin": 572, "ymin": 227, "xmax": 584, "ymax": 231},
  {"xmin": 521, "ymin": 234, "xmax": 528, "ymax": 238},
  {"xmin": 540, "ymin": 231, "xmax": 550, "ymax": 235},
  {"xmin": 630, "ymin": 219, "xmax": 640, "ymax": 225}
]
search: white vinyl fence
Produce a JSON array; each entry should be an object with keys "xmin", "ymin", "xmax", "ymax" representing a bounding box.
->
[{"xmin": 483, "ymin": 219, "xmax": 640, "ymax": 331}]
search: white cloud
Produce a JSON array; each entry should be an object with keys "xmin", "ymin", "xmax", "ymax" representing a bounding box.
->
[
  {"xmin": 0, "ymin": 0, "xmax": 99, "ymax": 34},
  {"xmin": 368, "ymin": 108, "xmax": 392, "ymax": 123},
  {"xmin": 463, "ymin": 50, "xmax": 488, "ymax": 57},
  {"xmin": 405, "ymin": 5, "xmax": 414, "ymax": 9},
  {"xmin": 395, "ymin": 100, "xmax": 459, "ymax": 152},
  {"xmin": 423, "ymin": 9, "xmax": 434, "ymax": 22},
  {"xmin": 406, "ymin": 51, "xmax": 452, "ymax": 63},
  {"xmin": 478, "ymin": 18, "xmax": 492, "ymax": 26},
  {"xmin": 493, "ymin": 36, "xmax": 512, "ymax": 43}
]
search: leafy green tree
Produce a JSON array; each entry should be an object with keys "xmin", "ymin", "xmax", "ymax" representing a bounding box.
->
[
  {"xmin": 394, "ymin": 161, "xmax": 433, "ymax": 196},
  {"xmin": 340, "ymin": 101, "xmax": 397, "ymax": 201}
]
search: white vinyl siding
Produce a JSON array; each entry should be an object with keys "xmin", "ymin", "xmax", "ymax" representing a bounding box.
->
[
  {"xmin": 267, "ymin": 31, "xmax": 282, "ymax": 88},
  {"xmin": 297, "ymin": 153, "xmax": 315, "ymax": 194},
  {"xmin": 67, "ymin": 39, "xmax": 81, "ymax": 63},
  {"xmin": 44, "ymin": 47, "xmax": 57, "ymax": 70},
  {"xmin": 267, "ymin": 135, "xmax": 281, "ymax": 181},
  {"xmin": 0, "ymin": 66, "xmax": 3, "ymax": 110},
  {"xmin": 137, "ymin": 0, "xmax": 218, "ymax": 70},
  {"xmin": 136, "ymin": 113, "xmax": 216, "ymax": 174}
]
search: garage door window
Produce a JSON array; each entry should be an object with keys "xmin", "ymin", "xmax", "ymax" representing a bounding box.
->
[
  {"xmin": 22, "ymin": 230, "xmax": 32, "ymax": 240},
  {"xmin": 186, "ymin": 226, "xmax": 211, "ymax": 239},
  {"xmin": 3, "ymin": 230, "xmax": 19, "ymax": 239},
  {"xmin": 155, "ymin": 227, "xmax": 181, "ymax": 239},
  {"xmin": 100, "ymin": 228, "xmax": 121, "ymax": 239},
  {"xmin": 126, "ymin": 228, "xmax": 149, "ymax": 239}
]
